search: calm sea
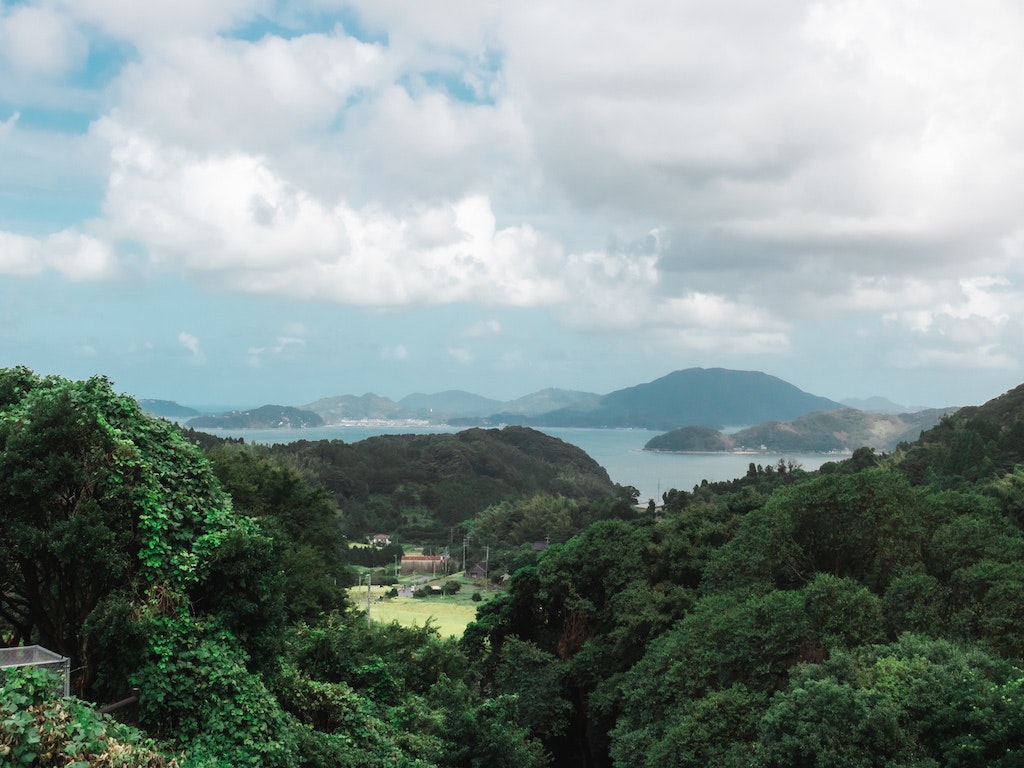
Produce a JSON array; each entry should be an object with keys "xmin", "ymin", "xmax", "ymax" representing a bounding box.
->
[{"xmin": 197, "ymin": 424, "xmax": 839, "ymax": 504}]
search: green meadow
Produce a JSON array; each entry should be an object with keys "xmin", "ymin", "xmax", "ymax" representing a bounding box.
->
[{"xmin": 347, "ymin": 578, "xmax": 495, "ymax": 638}]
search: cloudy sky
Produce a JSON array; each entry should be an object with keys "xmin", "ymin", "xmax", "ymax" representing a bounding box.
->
[{"xmin": 2, "ymin": 0, "xmax": 1023, "ymax": 409}]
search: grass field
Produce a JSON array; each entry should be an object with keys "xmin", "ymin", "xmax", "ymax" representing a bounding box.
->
[{"xmin": 347, "ymin": 580, "xmax": 495, "ymax": 638}]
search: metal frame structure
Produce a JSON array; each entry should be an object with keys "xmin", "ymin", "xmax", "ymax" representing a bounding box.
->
[{"xmin": 0, "ymin": 645, "xmax": 71, "ymax": 698}]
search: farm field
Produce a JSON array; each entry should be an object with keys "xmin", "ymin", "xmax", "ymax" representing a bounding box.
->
[{"xmin": 347, "ymin": 578, "xmax": 497, "ymax": 638}]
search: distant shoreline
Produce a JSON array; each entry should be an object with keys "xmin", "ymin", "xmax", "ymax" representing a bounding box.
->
[{"xmin": 643, "ymin": 448, "xmax": 854, "ymax": 456}]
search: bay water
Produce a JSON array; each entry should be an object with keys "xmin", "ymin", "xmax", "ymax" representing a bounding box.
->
[{"xmin": 198, "ymin": 423, "xmax": 839, "ymax": 504}]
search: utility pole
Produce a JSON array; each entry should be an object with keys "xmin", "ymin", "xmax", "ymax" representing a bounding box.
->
[
  {"xmin": 484, "ymin": 545, "xmax": 490, "ymax": 589},
  {"xmin": 462, "ymin": 535, "xmax": 467, "ymax": 575},
  {"xmin": 366, "ymin": 573, "xmax": 372, "ymax": 626}
]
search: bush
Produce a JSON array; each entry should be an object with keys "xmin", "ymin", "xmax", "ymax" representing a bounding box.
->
[{"xmin": 0, "ymin": 666, "xmax": 176, "ymax": 767}]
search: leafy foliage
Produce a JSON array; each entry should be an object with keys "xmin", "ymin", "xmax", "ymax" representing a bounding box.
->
[
  {"xmin": 1, "ymin": 666, "xmax": 177, "ymax": 767},
  {"xmin": 245, "ymin": 426, "xmax": 619, "ymax": 542},
  {"xmin": 12, "ymin": 365, "xmax": 1024, "ymax": 768}
]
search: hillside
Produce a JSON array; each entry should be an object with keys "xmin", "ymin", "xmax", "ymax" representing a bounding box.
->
[
  {"xmin": 948, "ymin": 381, "xmax": 1024, "ymax": 427},
  {"xmin": 186, "ymin": 404, "xmax": 323, "ymax": 429},
  {"xmin": 893, "ymin": 381, "xmax": 1024, "ymax": 484},
  {"xmin": 138, "ymin": 398, "xmax": 200, "ymax": 419},
  {"xmin": 840, "ymin": 395, "xmax": 933, "ymax": 413},
  {"xmin": 527, "ymin": 368, "xmax": 842, "ymax": 430},
  {"xmin": 497, "ymin": 387, "xmax": 599, "ymax": 415},
  {"xmin": 301, "ymin": 393, "xmax": 412, "ymax": 422},
  {"xmin": 254, "ymin": 425, "xmax": 619, "ymax": 540},
  {"xmin": 399, "ymin": 390, "xmax": 503, "ymax": 418},
  {"xmin": 646, "ymin": 407, "xmax": 951, "ymax": 453}
]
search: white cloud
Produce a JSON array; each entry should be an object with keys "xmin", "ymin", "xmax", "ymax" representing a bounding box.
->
[
  {"xmin": 875, "ymin": 275, "xmax": 1024, "ymax": 371},
  {"xmin": 448, "ymin": 347, "xmax": 473, "ymax": 364},
  {"xmin": 109, "ymin": 30, "xmax": 386, "ymax": 152},
  {"xmin": 94, "ymin": 121, "xmax": 569, "ymax": 305},
  {"xmin": 464, "ymin": 320, "xmax": 502, "ymax": 338},
  {"xmin": 248, "ymin": 334, "xmax": 306, "ymax": 367},
  {"xmin": 0, "ymin": 4, "xmax": 88, "ymax": 77},
  {"xmin": 8, "ymin": 0, "xmax": 1024, "ymax": 388},
  {"xmin": 0, "ymin": 231, "xmax": 38, "ymax": 275},
  {"xmin": 0, "ymin": 229, "xmax": 118, "ymax": 280},
  {"xmin": 57, "ymin": 0, "xmax": 267, "ymax": 44},
  {"xmin": 0, "ymin": 111, "xmax": 18, "ymax": 138},
  {"xmin": 380, "ymin": 344, "xmax": 408, "ymax": 361},
  {"xmin": 177, "ymin": 331, "xmax": 206, "ymax": 364}
]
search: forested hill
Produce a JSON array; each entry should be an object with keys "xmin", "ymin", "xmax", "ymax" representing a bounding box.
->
[
  {"xmin": 459, "ymin": 380, "xmax": 1024, "ymax": 768},
  {"xmin": 646, "ymin": 406, "xmax": 952, "ymax": 453},
  {"xmin": 945, "ymin": 380, "xmax": 1024, "ymax": 427},
  {"xmin": 185, "ymin": 425, "xmax": 620, "ymax": 541},
  {"xmin": 489, "ymin": 367, "xmax": 843, "ymax": 430},
  {"xmin": 11, "ymin": 365, "xmax": 1024, "ymax": 768},
  {"xmin": 893, "ymin": 380, "xmax": 1024, "ymax": 484}
]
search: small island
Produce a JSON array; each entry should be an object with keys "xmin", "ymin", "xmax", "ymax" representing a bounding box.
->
[{"xmin": 644, "ymin": 407, "xmax": 953, "ymax": 454}]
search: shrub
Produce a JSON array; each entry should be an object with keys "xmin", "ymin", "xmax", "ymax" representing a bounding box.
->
[{"xmin": 0, "ymin": 666, "xmax": 176, "ymax": 767}]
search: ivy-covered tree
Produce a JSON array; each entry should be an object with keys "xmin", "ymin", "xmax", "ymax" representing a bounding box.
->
[
  {"xmin": 0, "ymin": 369, "xmax": 295, "ymax": 765},
  {"xmin": 202, "ymin": 443, "xmax": 351, "ymax": 621}
]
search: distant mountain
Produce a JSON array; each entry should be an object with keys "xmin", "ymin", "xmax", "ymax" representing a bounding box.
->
[
  {"xmin": 399, "ymin": 390, "xmax": 503, "ymax": 418},
  {"xmin": 526, "ymin": 368, "xmax": 843, "ymax": 431},
  {"xmin": 498, "ymin": 388, "xmax": 599, "ymax": 416},
  {"xmin": 186, "ymin": 405, "xmax": 323, "ymax": 429},
  {"xmin": 646, "ymin": 407, "xmax": 953, "ymax": 453},
  {"xmin": 841, "ymin": 396, "xmax": 933, "ymax": 414},
  {"xmin": 138, "ymin": 399, "xmax": 200, "ymax": 420},
  {"xmin": 303, "ymin": 387, "xmax": 602, "ymax": 424},
  {"xmin": 184, "ymin": 369, "xmax": 896, "ymax": 433},
  {"xmin": 302, "ymin": 394, "xmax": 411, "ymax": 423}
]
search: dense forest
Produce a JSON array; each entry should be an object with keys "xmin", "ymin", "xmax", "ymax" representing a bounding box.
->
[{"xmin": 4, "ymin": 366, "xmax": 1024, "ymax": 766}]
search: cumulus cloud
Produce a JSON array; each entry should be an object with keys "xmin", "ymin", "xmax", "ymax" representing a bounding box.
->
[
  {"xmin": 873, "ymin": 276, "xmax": 1023, "ymax": 370},
  {"xmin": 108, "ymin": 29, "xmax": 387, "ymax": 152},
  {"xmin": 94, "ymin": 120, "xmax": 569, "ymax": 305},
  {"xmin": 247, "ymin": 335, "xmax": 305, "ymax": 367},
  {"xmin": 0, "ymin": 229, "xmax": 118, "ymax": 280},
  {"xmin": 0, "ymin": 4, "xmax": 88, "ymax": 77},
  {"xmin": 57, "ymin": 0, "xmax": 266, "ymax": 44},
  {"xmin": 177, "ymin": 331, "xmax": 205, "ymax": 364},
  {"xmin": 380, "ymin": 344, "xmax": 408, "ymax": 361},
  {"xmin": 8, "ymin": 0, "xmax": 1024, "ymax": 379},
  {"xmin": 0, "ymin": 111, "xmax": 18, "ymax": 137}
]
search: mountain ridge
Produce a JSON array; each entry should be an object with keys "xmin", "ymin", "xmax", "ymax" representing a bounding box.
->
[
  {"xmin": 495, "ymin": 368, "xmax": 844, "ymax": 431},
  {"xmin": 178, "ymin": 368, "xmax": 946, "ymax": 432}
]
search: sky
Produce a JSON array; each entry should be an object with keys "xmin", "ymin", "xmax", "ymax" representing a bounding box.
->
[{"xmin": 2, "ymin": 0, "xmax": 1024, "ymax": 410}]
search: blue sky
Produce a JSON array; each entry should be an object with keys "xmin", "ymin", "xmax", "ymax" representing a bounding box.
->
[{"xmin": 3, "ymin": 0, "xmax": 1024, "ymax": 409}]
